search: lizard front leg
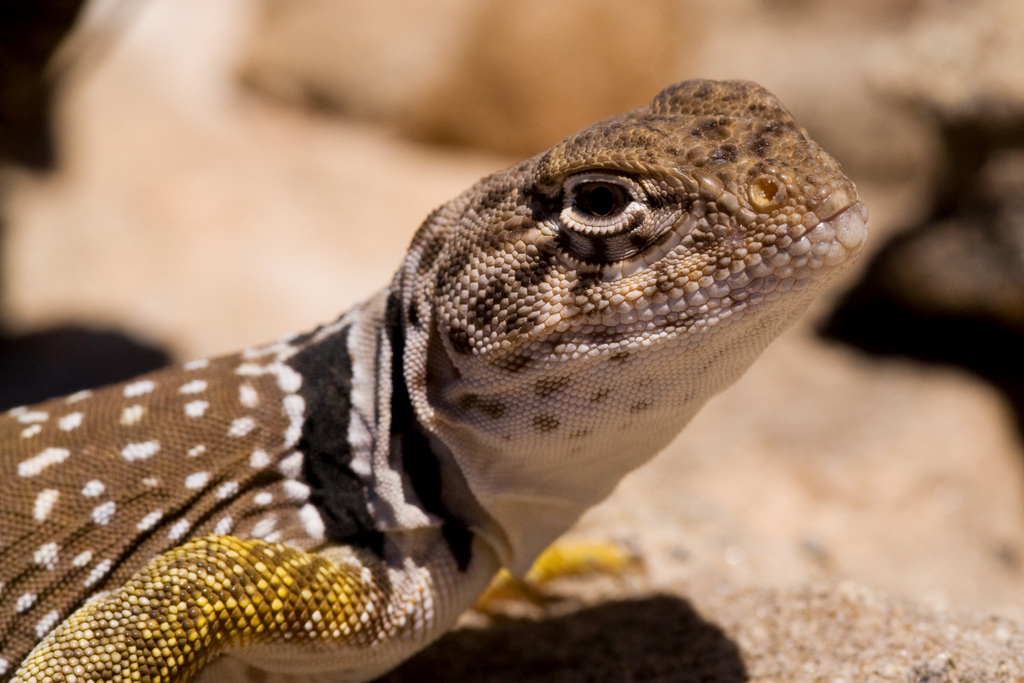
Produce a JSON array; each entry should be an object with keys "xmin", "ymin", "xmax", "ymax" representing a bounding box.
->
[{"xmin": 12, "ymin": 534, "xmax": 496, "ymax": 683}]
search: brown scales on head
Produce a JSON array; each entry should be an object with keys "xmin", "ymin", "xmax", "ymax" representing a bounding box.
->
[{"xmin": 407, "ymin": 81, "xmax": 859, "ymax": 370}]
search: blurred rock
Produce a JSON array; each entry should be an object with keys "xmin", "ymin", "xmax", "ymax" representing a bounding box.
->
[
  {"xmin": 239, "ymin": 0, "xmax": 474, "ymax": 122},
  {"xmin": 873, "ymin": 0, "xmax": 1024, "ymax": 125},
  {"xmin": 402, "ymin": 0, "xmax": 689, "ymax": 156},
  {"xmin": 827, "ymin": 0, "xmax": 1024, "ymax": 435},
  {"xmin": 380, "ymin": 582, "xmax": 1024, "ymax": 682},
  {"xmin": 240, "ymin": 0, "xmax": 689, "ymax": 156},
  {"xmin": 577, "ymin": 327, "xmax": 1024, "ymax": 622}
]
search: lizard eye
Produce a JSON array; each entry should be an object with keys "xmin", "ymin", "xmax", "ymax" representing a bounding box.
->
[
  {"xmin": 558, "ymin": 174, "xmax": 656, "ymax": 263},
  {"xmin": 574, "ymin": 181, "xmax": 629, "ymax": 219},
  {"xmin": 561, "ymin": 174, "xmax": 644, "ymax": 236}
]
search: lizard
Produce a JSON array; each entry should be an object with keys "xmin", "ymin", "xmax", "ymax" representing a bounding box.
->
[{"xmin": 0, "ymin": 79, "xmax": 867, "ymax": 683}]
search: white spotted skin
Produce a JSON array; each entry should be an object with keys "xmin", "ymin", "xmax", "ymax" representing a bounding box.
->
[
  {"xmin": 184, "ymin": 400, "xmax": 209, "ymax": 417},
  {"xmin": 0, "ymin": 342, "xmax": 337, "ymax": 675},
  {"xmin": 119, "ymin": 405, "xmax": 145, "ymax": 425},
  {"xmin": 18, "ymin": 426, "xmax": 40, "ymax": 440},
  {"xmin": 57, "ymin": 413, "xmax": 82, "ymax": 432},
  {"xmin": 0, "ymin": 311, "xmax": 503, "ymax": 683},
  {"xmin": 31, "ymin": 491, "xmax": 59, "ymax": 523},
  {"xmin": 17, "ymin": 448, "xmax": 69, "ymax": 478}
]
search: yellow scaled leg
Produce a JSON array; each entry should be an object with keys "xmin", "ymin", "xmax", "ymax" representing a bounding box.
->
[
  {"xmin": 475, "ymin": 540, "xmax": 641, "ymax": 609},
  {"xmin": 13, "ymin": 536, "xmax": 394, "ymax": 683}
]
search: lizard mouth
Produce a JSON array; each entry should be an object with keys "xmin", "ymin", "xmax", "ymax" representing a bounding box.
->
[{"xmin": 803, "ymin": 199, "xmax": 869, "ymax": 268}]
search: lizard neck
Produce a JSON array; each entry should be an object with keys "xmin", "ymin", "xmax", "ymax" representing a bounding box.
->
[
  {"xmin": 403, "ymin": 283, "xmax": 823, "ymax": 576},
  {"xmin": 283, "ymin": 289, "xmax": 485, "ymax": 571}
]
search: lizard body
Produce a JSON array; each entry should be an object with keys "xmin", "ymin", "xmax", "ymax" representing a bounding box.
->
[{"xmin": 0, "ymin": 80, "xmax": 867, "ymax": 682}]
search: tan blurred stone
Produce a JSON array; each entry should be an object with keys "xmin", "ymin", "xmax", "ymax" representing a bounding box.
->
[
  {"xmin": 240, "ymin": 0, "xmax": 690, "ymax": 157},
  {"xmin": 711, "ymin": 581, "xmax": 1024, "ymax": 681},
  {"xmin": 2, "ymin": 0, "xmax": 508, "ymax": 360},
  {"xmin": 403, "ymin": 0, "xmax": 690, "ymax": 156},
  {"xmin": 873, "ymin": 0, "xmax": 1024, "ymax": 122},
  {"xmin": 384, "ymin": 581, "xmax": 1024, "ymax": 681},
  {"xmin": 239, "ymin": 0, "xmax": 475, "ymax": 121},
  {"xmin": 575, "ymin": 322, "xmax": 1024, "ymax": 621}
]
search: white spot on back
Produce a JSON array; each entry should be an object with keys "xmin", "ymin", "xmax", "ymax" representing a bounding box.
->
[
  {"xmin": 15, "ymin": 593, "xmax": 36, "ymax": 613},
  {"xmin": 33, "ymin": 542, "xmax": 59, "ymax": 570},
  {"xmin": 228, "ymin": 417, "xmax": 256, "ymax": 437},
  {"xmin": 84, "ymin": 559, "xmax": 112, "ymax": 587},
  {"xmin": 0, "ymin": 657, "xmax": 9, "ymax": 675},
  {"xmin": 235, "ymin": 362, "xmax": 302, "ymax": 392},
  {"xmin": 253, "ymin": 492, "xmax": 273, "ymax": 506},
  {"xmin": 299, "ymin": 504, "xmax": 326, "ymax": 542},
  {"xmin": 282, "ymin": 394, "xmax": 305, "ymax": 447},
  {"xmin": 141, "ymin": 477, "xmax": 160, "ymax": 487},
  {"xmin": 121, "ymin": 440, "xmax": 160, "ymax": 461},
  {"xmin": 91, "ymin": 501, "xmax": 116, "ymax": 525},
  {"xmin": 187, "ymin": 445, "xmax": 206, "ymax": 457},
  {"xmin": 184, "ymin": 472, "xmax": 210, "ymax": 489},
  {"xmin": 184, "ymin": 400, "xmax": 209, "ymax": 418},
  {"xmin": 249, "ymin": 450, "xmax": 270, "ymax": 469},
  {"xmin": 19, "ymin": 447, "xmax": 70, "ymax": 477},
  {"xmin": 72, "ymin": 550, "xmax": 93, "ymax": 567},
  {"xmin": 250, "ymin": 515, "xmax": 277, "ymax": 540},
  {"xmin": 35, "ymin": 609, "xmax": 61, "ymax": 638},
  {"xmin": 59, "ymin": 412, "xmax": 83, "ymax": 431},
  {"xmin": 274, "ymin": 364, "xmax": 302, "ymax": 392},
  {"xmin": 123, "ymin": 380, "xmax": 155, "ymax": 398},
  {"xmin": 179, "ymin": 379, "xmax": 208, "ymax": 394},
  {"xmin": 120, "ymin": 404, "xmax": 145, "ymax": 425},
  {"xmin": 235, "ymin": 363, "xmax": 262, "ymax": 376},
  {"xmin": 278, "ymin": 451, "xmax": 303, "ymax": 479},
  {"xmin": 20, "ymin": 424, "xmax": 41, "ymax": 439},
  {"xmin": 282, "ymin": 480, "xmax": 311, "ymax": 502},
  {"xmin": 216, "ymin": 481, "xmax": 239, "ymax": 500},
  {"xmin": 168, "ymin": 518, "xmax": 191, "ymax": 541},
  {"xmin": 17, "ymin": 411, "xmax": 48, "ymax": 424},
  {"xmin": 183, "ymin": 358, "xmax": 209, "ymax": 370},
  {"xmin": 213, "ymin": 516, "xmax": 233, "ymax": 535},
  {"xmin": 81, "ymin": 480, "xmax": 105, "ymax": 497},
  {"xmin": 239, "ymin": 384, "xmax": 259, "ymax": 408},
  {"xmin": 66, "ymin": 390, "xmax": 92, "ymax": 403},
  {"xmin": 137, "ymin": 510, "xmax": 163, "ymax": 531},
  {"xmin": 33, "ymin": 489, "xmax": 60, "ymax": 522},
  {"xmin": 275, "ymin": 364, "xmax": 302, "ymax": 392}
]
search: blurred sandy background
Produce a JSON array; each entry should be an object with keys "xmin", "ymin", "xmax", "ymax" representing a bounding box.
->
[{"xmin": 3, "ymin": 0, "xmax": 1024, "ymax": 679}]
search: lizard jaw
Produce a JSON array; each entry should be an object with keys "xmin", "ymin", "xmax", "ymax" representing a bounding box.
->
[{"xmin": 810, "ymin": 199, "xmax": 869, "ymax": 268}]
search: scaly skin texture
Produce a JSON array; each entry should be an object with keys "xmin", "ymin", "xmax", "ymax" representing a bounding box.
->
[{"xmin": 0, "ymin": 80, "xmax": 867, "ymax": 682}]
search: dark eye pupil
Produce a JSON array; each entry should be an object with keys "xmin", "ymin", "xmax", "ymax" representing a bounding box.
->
[{"xmin": 579, "ymin": 183, "xmax": 623, "ymax": 218}]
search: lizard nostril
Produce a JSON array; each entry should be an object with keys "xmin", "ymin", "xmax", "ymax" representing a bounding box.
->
[{"xmin": 749, "ymin": 175, "xmax": 787, "ymax": 212}]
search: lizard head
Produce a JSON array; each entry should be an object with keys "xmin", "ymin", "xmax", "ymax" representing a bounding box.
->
[{"xmin": 399, "ymin": 79, "xmax": 867, "ymax": 573}]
